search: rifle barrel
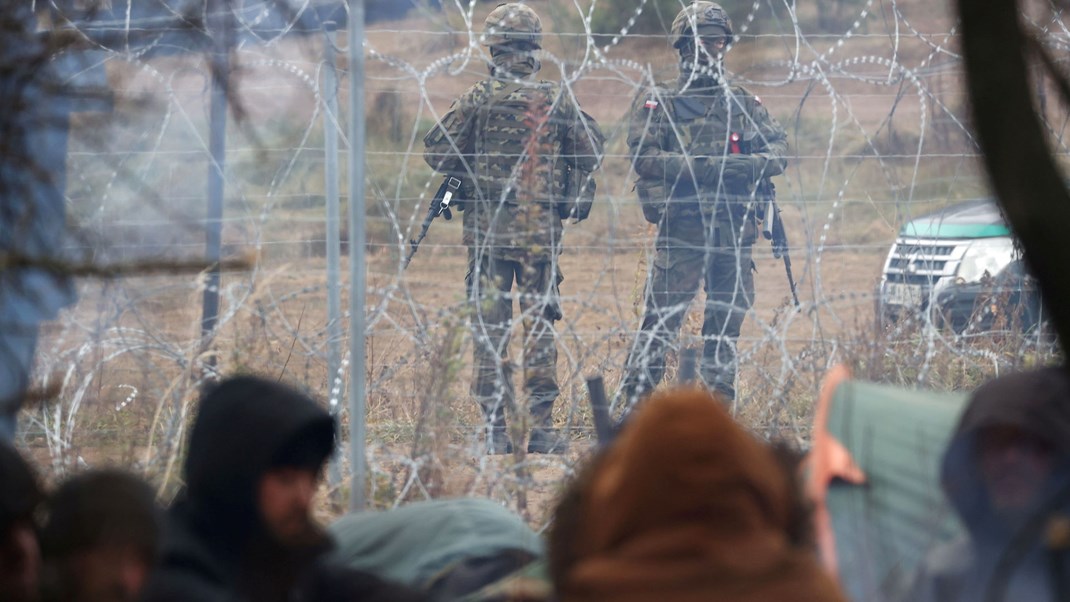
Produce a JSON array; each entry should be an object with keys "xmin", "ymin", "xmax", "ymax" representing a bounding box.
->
[
  {"xmin": 782, "ymin": 251, "xmax": 800, "ymax": 307},
  {"xmin": 404, "ymin": 177, "xmax": 455, "ymax": 269},
  {"xmin": 403, "ymin": 206, "xmax": 436, "ymax": 268}
]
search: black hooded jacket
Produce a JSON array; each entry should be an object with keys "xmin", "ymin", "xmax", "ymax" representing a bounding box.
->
[
  {"xmin": 0, "ymin": 441, "xmax": 41, "ymax": 534},
  {"xmin": 139, "ymin": 376, "xmax": 339, "ymax": 602},
  {"xmin": 906, "ymin": 366, "xmax": 1070, "ymax": 602}
]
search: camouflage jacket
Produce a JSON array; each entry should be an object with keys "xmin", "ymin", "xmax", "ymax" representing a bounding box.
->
[
  {"xmin": 423, "ymin": 73, "xmax": 603, "ymax": 262},
  {"xmin": 627, "ymin": 79, "xmax": 787, "ymax": 225}
]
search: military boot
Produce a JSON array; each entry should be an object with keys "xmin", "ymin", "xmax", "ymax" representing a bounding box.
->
[
  {"xmin": 486, "ymin": 427, "xmax": 513, "ymax": 455},
  {"xmin": 528, "ymin": 426, "xmax": 569, "ymax": 454},
  {"xmin": 712, "ymin": 382, "xmax": 735, "ymax": 406}
]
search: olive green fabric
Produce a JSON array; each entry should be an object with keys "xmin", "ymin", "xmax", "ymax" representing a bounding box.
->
[
  {"xmin": 466, "ymin": 249, "xmax": 562, "ymax": 427},
  {"xmin": 328, "ymin": 498, "xmax": 543, "ymax": 591},
  {"xmin": 824, "ymin": 381, "xmax": 968, "ymax": 601},
  {"xmin": 618, "ymin": 211, "xmax": 756, "ymax": 403},
  {"xmin": 626, "ymin": 82, "xmax": 787, "ymax": 223}
]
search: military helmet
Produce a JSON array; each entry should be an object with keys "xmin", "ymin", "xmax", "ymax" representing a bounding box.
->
[
  {"xmin": 481, "ymin": 3, "xmax": 543, "ymax": 48},
  {"xmin": 671, "ymin": 1, "xmax": 735, "ymax": 49}
]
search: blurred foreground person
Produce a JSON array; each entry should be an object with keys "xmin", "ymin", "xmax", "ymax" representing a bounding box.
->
[
  {"xmin": 139, "ymin": 375, "xmax": 424, "ymax": 602},
  {"xmin": 905, "ymin": 366, "xmax": 1070, "ymax": 602},
  {"xmin": 330, "ymin": 497, "xmax": 546, "ymax": 600},
  {"xmin": 548, "ymin": 388, "xmax": 844, "ymax": 602},
  {"xmin": 0, "ymin": 442, "xmax": 42, "ymax": 602},
  {"xmin": 38, "ymin": 470, "xmax": 162, "ymax": 602}
]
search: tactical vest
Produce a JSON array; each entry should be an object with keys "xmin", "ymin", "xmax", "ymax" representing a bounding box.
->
[
  {"xmin": 473, "ymin": 80, "xmax": 564, "ymax": 206},
  {"xmin": 666, "ymin": 89, "xmax": 755, "ymax": 160},
  {"xmin": 636, "ymin": 84, "xmax": 760, "ymax": 224}
]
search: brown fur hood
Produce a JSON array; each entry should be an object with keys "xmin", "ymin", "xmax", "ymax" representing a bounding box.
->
[{"xmin": 555, "ymin": 389, "xmax": 845, "ymax": 602}]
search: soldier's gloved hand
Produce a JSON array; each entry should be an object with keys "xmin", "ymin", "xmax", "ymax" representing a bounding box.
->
[
  {"xmin": 719, "ymin": 156, "xmax": 754, "ymax": 185},
  {"xmin": 660, "ymin": 154, "xmax": 691, "ymax": 184},
  {"xmin": 691, "ymin": 156, "xmax": 727, "ymax": 182},
  {"xmin": 720, "ymin": 156, "xmax": 787, "ymax": 185},
  {"xmin": 430, "ymin": 198, "xmax": 453, "ymax": 221},
  {"xmin": 754, "ymin": 155, "xmax": 787, "ymax": 178},
  {"xmin": 566, "ymin": 170, "xmax": 597, "ymax": 223}
]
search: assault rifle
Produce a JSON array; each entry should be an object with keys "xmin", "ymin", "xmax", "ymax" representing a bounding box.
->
[
  {"xmin": 586, "ymin": 348, "xmax": 698, "ymax": 447},
  {"xmin": 404, "ymin": 176, "xmax": 461, "ymax": 268},
  {"xmin": 759, "ymin": 180, "xmax": 801, "ymax": 307},
  {"xmin": 586, "ymin": 376, "xmax": 615, "ymax": 446}
]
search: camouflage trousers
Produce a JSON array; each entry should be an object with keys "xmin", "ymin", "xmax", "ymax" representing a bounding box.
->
[
  {"xmin": 466, "ymin": 247, "xmax": 562, "ymax": 432},
  {"xmin": 619, "ymin": 211, "xmax": 756, "ymax": 407}
]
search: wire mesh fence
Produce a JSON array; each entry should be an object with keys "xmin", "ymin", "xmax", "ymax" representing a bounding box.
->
[{"xmin": 7, "ymin": 0, "xmax": 1065, "ymax": 524}]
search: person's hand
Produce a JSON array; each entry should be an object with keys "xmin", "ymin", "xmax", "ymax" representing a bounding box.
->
[
  {"xmin": 430, "ymin": 197, "xmax": 453, "ymax": 220},
  {"xmin": 720, "ymin": 156, "xmax": 755, "ymax": 185},
  {"xmin": 691, "ymin": 155, "xmax": 727, "ymax": 182},
  {"xmin": 701, "ymin": 155, "xmax": 786, "ymax": 186}
]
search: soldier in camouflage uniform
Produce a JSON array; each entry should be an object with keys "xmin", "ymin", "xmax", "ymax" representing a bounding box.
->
[
  {"xmin": 423, "ymin": 3, "xmax": 604, "ymax": 454},
  {"xmin": 618, "ymin": 1, "xmax": 788, "ymax": 407}
]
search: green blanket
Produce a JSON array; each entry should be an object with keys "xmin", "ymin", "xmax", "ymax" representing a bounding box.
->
[{"xmin": 329, "ymin": 497, "xmax": 544, "ymax": 591}]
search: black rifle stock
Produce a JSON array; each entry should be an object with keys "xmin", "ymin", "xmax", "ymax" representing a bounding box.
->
[
  {"xmin": 586, "ymin": 375, "xmax": 615, "ymax": 445},
  {"xmin": 404, "ymin": 176, "xmax": 461, "ymax": 268},
  {"xmin": 760, "ymin": 180, "xmax": 801, "ymax": 307}
]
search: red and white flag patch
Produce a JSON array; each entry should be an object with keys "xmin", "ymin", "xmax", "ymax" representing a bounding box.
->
[{"xmin": 644, "ymin": 98, "xmax": 659, "ymax": 109}]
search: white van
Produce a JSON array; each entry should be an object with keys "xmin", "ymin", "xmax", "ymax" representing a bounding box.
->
[{"xmin": 878, "ymin": 199, "xmax": 1044, "ymax": 332}]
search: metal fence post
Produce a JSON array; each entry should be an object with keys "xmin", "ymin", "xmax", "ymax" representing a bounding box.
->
[
  {"xmin": 346, "ymin": 0, "xmax": 367, "ymax": 512},
  {"xmin": 322, "ymin": 24, "xmax": 344, "ymax": 502},
  {"xmin": 200, "ymin": 0, "xmax": 230, "ymax": 375}
]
